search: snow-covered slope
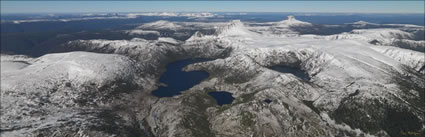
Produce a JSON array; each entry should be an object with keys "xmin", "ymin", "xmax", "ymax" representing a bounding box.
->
[
  {"xmin": 181, "ymin": 19, "xmax": 425, "ymax": 137},
  {"xmin": 2, "ymin": 16, "xmax": 424, "ymax": 137},
  {"xmin": 1, "ymin": 52, "xmax": 149, "ymax": 136},
  {"xmin": 0, "ymin": 54, "xmax": 32, "ymax": 72},
  {"xmin": 371, "ymin": 46, "xmax": 425, "ymax": 73},
  {"xmin": 61, "ymin": 38, "xmax": 186, "ymax": 77}
]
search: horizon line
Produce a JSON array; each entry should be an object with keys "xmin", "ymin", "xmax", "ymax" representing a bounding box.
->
[{"xmin": 2, "ymin": 11, "xmax": 424, "ymax": 14}]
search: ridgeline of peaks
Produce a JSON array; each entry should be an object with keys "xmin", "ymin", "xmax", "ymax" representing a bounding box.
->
[{"xmin": 197, "ymin": 16, "xmax": 312, "ymax": 38}]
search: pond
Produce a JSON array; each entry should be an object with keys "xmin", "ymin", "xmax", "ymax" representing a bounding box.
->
[
  {"xmin": 208, "ymin": 91, "xmax": 235, "ymax": 106},
  {"xmin": 270, "ymin": 65, "xmax": 310, "ymax": 81},
  {"xmin": 152, "ymin": 58, "xmax": 211, "ymax": 97},
  {"xmin": 264, "ymin": 99, "xmax": 272, "ymax": 104}
]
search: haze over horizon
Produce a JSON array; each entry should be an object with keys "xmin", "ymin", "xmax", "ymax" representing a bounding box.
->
[{"xmin": 1, "ymin": 1, "xmax": 424, "ymax": 14}]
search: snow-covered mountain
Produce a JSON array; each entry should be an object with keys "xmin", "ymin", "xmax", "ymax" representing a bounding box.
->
[
  {"xmin": 274, "ymin": 15, "xmax": 313, "ymax": 28},
  {"xmin": 214, "ymin": 20, "xmax": 258, "ymax": 37},
  {"xmin": 2, "ymin": 16, "xmax": 424, "ymax": 137},
  {"xmin": 138, "ymin": 20, "xmax": 184, "ymax": 30}
]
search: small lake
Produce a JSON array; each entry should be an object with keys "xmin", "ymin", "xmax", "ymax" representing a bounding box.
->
[
  {"xmin": 264, "ymin": 99, "xmax": 272, "ymax": 104},
  {"xmin": 152, "ymin": 58, "xmax": 211, "ymax": 97},
  {"xmin": 270, "ymin": 66, "xmax": 310, "ymax": 81},
  {"xmin": 208, "ymin": 91, "xmax": 235, "ymax": 106}
]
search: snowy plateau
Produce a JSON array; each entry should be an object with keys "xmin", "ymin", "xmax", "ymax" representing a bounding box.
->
[{"xmin": 1, "ymin": 16, "xmax": 425, "ymax": 137}]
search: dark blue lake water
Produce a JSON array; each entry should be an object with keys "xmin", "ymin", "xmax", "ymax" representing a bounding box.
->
[
  {"xmin": 264, "ymin": 99, "xmax": 272, "ymax": 104},
  {"xmin": 152, "ymin": 58, "xmax": 211, "ymax": 97},
  {"xmin": 270, "ymin": 66, "xmax": 310, "ymax": 81},
  {"xmin": 208, "ymin": 91, "xmax": 235, "ymax": 106}
]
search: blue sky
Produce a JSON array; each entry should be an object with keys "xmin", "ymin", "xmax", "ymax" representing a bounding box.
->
[{"xmin": 1, "ymin": 1, "xmax": 424, "ymax": 14}]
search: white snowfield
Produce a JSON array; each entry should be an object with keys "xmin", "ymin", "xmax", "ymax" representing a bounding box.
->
[{"xmin": 1, "ymin": 16, "xmax": 424, "ymax": 137}]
